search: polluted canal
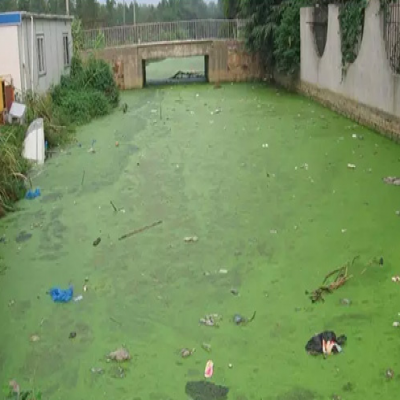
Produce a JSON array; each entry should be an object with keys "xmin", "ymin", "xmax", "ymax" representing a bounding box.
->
[{"xmin": 1, "ymin": 81, "xmax": 400, "ymax": 400}]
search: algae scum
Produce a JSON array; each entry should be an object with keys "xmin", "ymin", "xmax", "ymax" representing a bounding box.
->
[{"xmin": 1, "ymin": 82, "xmax": 400, "ymax": 400}]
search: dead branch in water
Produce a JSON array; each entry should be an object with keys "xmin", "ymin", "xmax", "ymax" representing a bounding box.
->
[
  {"xmin": 306, "ymin": 256, "xmax": 359, "ymax": 303},
  {"xmin": 118, "ymin": 220, "xmax": 163, "ymax": 241}
]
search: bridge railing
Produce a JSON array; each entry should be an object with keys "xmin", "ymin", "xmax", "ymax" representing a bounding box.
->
[{"xmin": 82, "ymin": 19, "xmax": 247, "ymax": 50}]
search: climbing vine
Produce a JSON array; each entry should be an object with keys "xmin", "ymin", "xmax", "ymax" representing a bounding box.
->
[{"xmin": 338, "ymin": 0, "xmax": 367, "ymax": 72}]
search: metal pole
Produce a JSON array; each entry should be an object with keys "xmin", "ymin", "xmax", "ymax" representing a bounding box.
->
[{"xmin": 66, "ymin": 0, "xmax": 69, "ymax": 15}]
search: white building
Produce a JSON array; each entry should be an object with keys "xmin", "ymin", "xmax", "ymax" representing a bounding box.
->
[{"xmin": 0, "ymin": 11, "xmax": 73, "ymax": 95}]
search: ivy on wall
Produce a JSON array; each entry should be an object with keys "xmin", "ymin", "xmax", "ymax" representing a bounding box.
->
[{"xmin": 338, "ymin": 0, "xmax": 367, "ymax": 72}]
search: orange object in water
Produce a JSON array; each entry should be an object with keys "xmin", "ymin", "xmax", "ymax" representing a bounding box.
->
[
  {"xmin": 115, "ymin": 141, "xmax": 119, "ymax": 147},
  {"xmin": 204, "ymin": 360, "xmax": 214, "ymax": 378}
]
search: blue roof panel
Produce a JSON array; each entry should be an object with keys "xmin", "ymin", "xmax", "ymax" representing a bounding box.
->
[{"xmin": 0, "ymin": 12, "xmax": 22, "ymax": 26}]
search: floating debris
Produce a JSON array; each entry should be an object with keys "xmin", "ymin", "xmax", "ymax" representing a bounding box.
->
[
  {"xmin": 119, "ymin": 220, "xmax": 163, "ymax": 241},
  {"xmin": 347, "ymin": 163, "xmax": 356, "ymax": 169},
  {"xmin": 383, "ymin": 177, "xmax": 400, "ymax": 186},
  {"xmin": 218, "ymin": 269, "xmax": 228, "ymax": 274},
  {"xmin": 386, "ymin": 368, "xmax": 394, "ymax": 379},
  {"xmin": 69, "ymin": 332, "xmax": 77, "ymax": 339},
  {"xmin": 204, "ymin": 360, "xmax": 214, "ymax": 378},
  {"xmin": 73, "ymin": 295, "xmax": 83, "ymax": 302},
  {"xmin": 233, "ymin": 311, "xmax": 256, "ymax": 326},
  {"xmin": 201, "ymin": 343, "xmax": 212, "ymax": 352},
  {"xmin": 93, "ymin": 237, "xmax": 101, "ymax": 247},
  {"xmin": 199, "ymin": 314, "xmax": 222, "ymax": 327},
  {"xmin": 30, "ymin": 334, "xmax": 40, "ymax": 342},
  {"xmin": 91, "ymin": 367, "xmax": 104, "ymax": 374},
  {"xmin": 107, "ymin": 347, "xmax": 131, "ymax": 362},
  {"xmin": 392, "ymin": 321, "xmax": 400, "ymax": 327},
  {"xmin": 230, "ymin": 288, "xmax": 239, "ymax": 296},
  {"xmin": 340, "ymin": 298, "xmax": 352, "ymax": 306},
  {"xmin": 184, "ymin": 236, "xmax": 199, "ymax": 243},
  {"xmin": 180, "ymin": 348, "xmax": 195, "ymax": 358},
  {"xmin": 16, "ymin": 231, "xmax": 32, "ymax": 243},
  {"xmin": 391, "ymin": 276, "xmax": 400, "ymax": 283},
  {"xmin": 228, "ymin": 363, "xmax": 233, "ymax": 369}
]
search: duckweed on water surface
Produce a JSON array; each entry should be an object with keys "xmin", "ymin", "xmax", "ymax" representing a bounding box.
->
[{"xmin": 1, "ymin": 78, "xmax": 400, "ymax": 400}]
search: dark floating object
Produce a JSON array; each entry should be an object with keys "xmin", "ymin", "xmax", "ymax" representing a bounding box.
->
[
  {"xmin": 118, "ymin": 220, "xmax": 163, "ymax": 241},
  {"xmin": 122, "ymin": 103, "xmax": 128, "ymax": 113},
  {"xmin": 16, "ymin": 231, "xmax": 32, "ymax": 243},
  {"xmin": 185, "ymin": 381, "xmax": 229, "ymax": 400},
  {"xmin": 93, "ymin": 237, "xmax": 101, "ymax": 247},
  {"xmin": 379, "ymin": 257, "xmax": 384, "ymax": 266},
  {"xmin": 69, "ymin": 332, "xmax": 77, "ymax": 339},
  {"xmin": 230, "ymin": 288, "xmax": 239, "ymax": 296},
  {"xmin": 233, "ymin": 311, "xmax": 256, "ymax": 326}
]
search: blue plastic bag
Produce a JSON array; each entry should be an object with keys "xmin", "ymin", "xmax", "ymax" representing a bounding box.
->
[
  {"xmin": 49, "ymin": 286, "xmax": 74, "ymax": 303},
  {"xmin": 25, "ymin": 187, "xmax": 41, "ymax": 200}
]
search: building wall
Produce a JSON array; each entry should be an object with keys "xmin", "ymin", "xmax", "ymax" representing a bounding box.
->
[
  {"xmin": 83, "ymin": 39, "xmax": 262, "ymax": 89},
  {"xmin": 0, "ymin": 25, "xmax": 22, "ymax": 91},
  {"xmin": 20, "ymin": 16, "xmax": 73, "ymax": 93},
  {"xmin": 297, "ymin": 0, "xmax": 400, "ymax": 139}
]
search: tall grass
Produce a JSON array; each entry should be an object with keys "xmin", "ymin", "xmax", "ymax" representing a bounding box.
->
[{"xmin": 0, "ymin": 54, "xmax": 119, "ymax": 217}]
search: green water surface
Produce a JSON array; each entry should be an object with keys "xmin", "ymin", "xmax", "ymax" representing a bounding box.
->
[{"xmin": 1, "ymin": 82, "xmax": 400, "ymax": 400}]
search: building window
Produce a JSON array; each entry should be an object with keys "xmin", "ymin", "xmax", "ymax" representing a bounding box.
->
[
  {"xmin": 37, "ymin": 35, "xmax": 46, "ymax": 75},
  {"xmin": 63, "ymin": 34, "xmax": 70, "ymax": 67}
]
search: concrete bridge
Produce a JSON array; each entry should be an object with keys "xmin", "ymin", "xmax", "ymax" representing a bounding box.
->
[{"xmin": 83, "ymin": 20, "xmax": 262, "ymax": 89}]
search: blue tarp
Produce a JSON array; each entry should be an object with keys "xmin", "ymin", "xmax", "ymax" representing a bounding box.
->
[{"xmin": 49, "ymin": 286, "xmax": 74, "ymax": 303}]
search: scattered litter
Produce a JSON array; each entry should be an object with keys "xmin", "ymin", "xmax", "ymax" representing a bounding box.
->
[
  {"xmin": 383, "ymin": 177, "xmax": 400, "ymax": 186},
  {"xmin": 270, "ymin": 230, "xmax": 278, "ymax": 234},
  {"xmin": 305, "ymin": 331, "xmax": 347, "ymax": 357},
  {"xmin": 49, "ymin": 286, "xmax": 73, "ymax": 303},
  {"xmin": 300, "ymin": 163, "xmax": 309, "ymax": 170},
  {"xmin": 347, "ymin": 163, "xmax": 356, "ymax": 169},
  {"xmin": 386, "ymin": 369, "xmax": 394, "ymax": 380},
  {"xmin": 341, "ymin": 229, "xmax": 347, "ymax": 233},
  {"xmin": 352, "ymin": 134, "xmax": 357, "ymax": 139},
  {"xmin": 91, "ymin": 367, "xmax": 104, "ymax": 375},
  {"xmin": 391, "ymin": 276, "xmax": 400, "ymax": 282},
  {"xmin": 214, "ymin": 108, "xmax": 221, "ymax": 114},
  {"xmin": 262, "ymin": 143, "xmax": 269, "ymax": 148},
  {"xmin": 218, "ymin": 269, "xmax": 228, "ymax": 274},
  {"xmin": 233, "ymin": 311, "xmax": 256, "ymax": 326},
  {"xmin": 8, "ymin": 380, "xmax": 20, "ymax": 397},
  {"xmin": 107, "ymin": 347, "xmax": 131, "ymax": 362},
  {"xmin": 119, "ymin": 220, "xmax": 163, "ymax": 241},
  {"xmin": 201, "ymin": 343, "xmax": 212, "ymax": 352},
  {"xmin": 73, "ymin": 295, "xmax": 83, "ymax": 302},
  {"xmin": 88, "ymin": 140, "xmax": 96, "ymax": 154},
  {"xmin": 393, "ymin": 321, "xmax": 400, "ymax": 327},
  {"xmin": 69, "ymin": 331, "xmax": 77, "ymax": 339},
  {"xmin": 180, "ymin": 348, "xmax": 195, "ymax": 358},
  {"xmin": 340, "ymin": 298, "xmax": 351, "ymax": 306},
  {"xmin": 228, "ymin": 363, "xmax": 233, "ymax": 369},
  {"xmin": 184, "ymin": 236, "xmax": 198, "ymax": 243},
  {"xmin": 25, "ymin": 187, "xmax": 41, "ymax": 199},
  {"xmin": 199, "ymin": 314, "xmax": 222, "ymax": 327},
  {"xmin": 204, "ymin": 360, "xmax": 214, "ymax": 378},
  {"xmin": 15, "ymin": 231, "xmax": 32, "ymax": 243},
  {"xmin": 230, "ymin": 288, "xmax": 239, "ymax": 296},
  {"xmin": 30, "ymin": 334, "xmax": 40, "ymax": 342},
  {"xmin": 93, "ymin": 237, "xmax": 101, "ymax": 247},
  {"xmin": 115, "ymin": 141, "xmax": 119, "ymax": 147},
  {"xmin": 8, "ymin": 299, "xmax": 15, "ymax": 307},
  {"xmin": 83, "ymin": 285, "xmax": 88, "ymax": 292}
]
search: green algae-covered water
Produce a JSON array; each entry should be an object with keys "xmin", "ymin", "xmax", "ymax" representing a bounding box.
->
[{"xmin": 1, "ymin": 81, "xmax": 400, "ymax": 400}]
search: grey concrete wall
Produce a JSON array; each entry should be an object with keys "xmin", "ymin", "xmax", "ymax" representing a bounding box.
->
[
  {"xmin": 19, "ymin": 16, "xmax": 72, "ymax": 93},
  {"xmin": 298, "ymin": 0, "xmax": 400, "ymax": 138},
  {"xmin": 84, "ymin": 39, "xmax": 262, "ymax": 89}
]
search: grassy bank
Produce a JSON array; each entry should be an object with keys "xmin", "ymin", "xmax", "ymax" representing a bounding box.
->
[{"xmin": 0, "ymin": 55, "xmax": 119, "ymax": 217}]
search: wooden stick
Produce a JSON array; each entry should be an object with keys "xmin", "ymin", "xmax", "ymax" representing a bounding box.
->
[
  {"xmin": 81, "ymin": 170, "xmax": 85, "ymax": 186},
  {"xmin": 118, "ymin": 220, "xmax": 162, "ymax": 241},
  {"xmin": 110, "ymin": 201, "xmax": 118, "ymax": 212}
]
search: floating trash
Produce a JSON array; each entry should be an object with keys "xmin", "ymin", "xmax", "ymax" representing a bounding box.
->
[
  {"xmin": 184, "ymin": 236, "xmax": 198, "ymax": 243},
  {"xmin": 30, "ymin": 334, "xmax": 40, "ymax": 342},
  {"xmin": 218, "ymin": 269, "xmax": 228, "ymax": 274},
  {"xmin": 347, "ymin": 164, "xmax": 356, "ymax": 169},
  {"xmin": 204, "ymin": 360, "xmax": 214, "ymax": 378},
  {"xmin": 180, "ymin": 348, "xmax": 195, "ymax": 358},
  {"xmin": 107, "ymin": 347, "xmax": 130, "ymax": 362}
]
